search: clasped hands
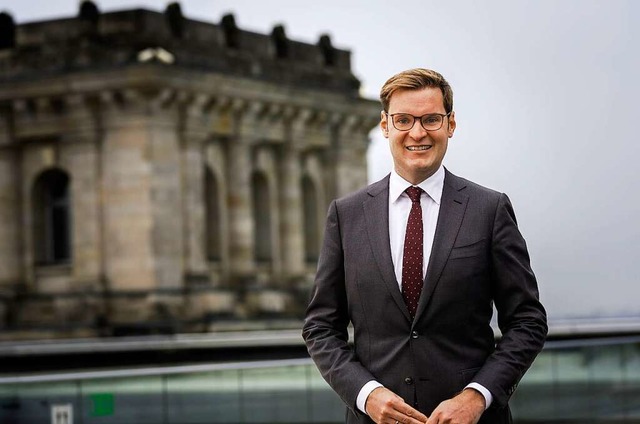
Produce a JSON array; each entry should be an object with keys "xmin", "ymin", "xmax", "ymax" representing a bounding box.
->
[{"xmin": 365, "ymin": 386, "xmax": 485, "ymax": 424}]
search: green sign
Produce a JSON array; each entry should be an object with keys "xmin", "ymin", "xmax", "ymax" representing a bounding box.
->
[{"xmin": 90, "ymin": 393, "xmax": 114, "ymax": 416}]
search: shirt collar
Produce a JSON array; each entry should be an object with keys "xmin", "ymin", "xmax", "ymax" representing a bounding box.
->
[{"xmin": 389, "ymin": 165, "xmax": 445, "ymax": 205}]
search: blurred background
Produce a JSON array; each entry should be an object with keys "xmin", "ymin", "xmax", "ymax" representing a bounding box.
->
[{"xmin": 0, "ymin": 1, "xmax": 638, "ymax": 423}]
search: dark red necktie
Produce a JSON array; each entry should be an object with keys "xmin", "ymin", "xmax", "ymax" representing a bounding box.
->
[{"xmin": 402, "ymin": 186, "xmax": 424, "ymax": 318}]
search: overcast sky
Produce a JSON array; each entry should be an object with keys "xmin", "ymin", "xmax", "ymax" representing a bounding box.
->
[{"xmin": 2, "ymin": 0, "xmax": 638, "ymax": 320}]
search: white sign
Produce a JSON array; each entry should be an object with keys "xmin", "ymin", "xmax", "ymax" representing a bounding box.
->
[{"xmin": 51, "ymin": 404, "xmax": 73, "ymax": 424}]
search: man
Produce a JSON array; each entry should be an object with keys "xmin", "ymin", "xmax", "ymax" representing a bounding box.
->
[{"xmin": 302, "ymin": 68, "xmax": 547, "ymax": 424}]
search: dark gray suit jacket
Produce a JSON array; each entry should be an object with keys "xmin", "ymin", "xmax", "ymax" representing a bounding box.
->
[{"xmin": 302, "ymin": 170, "xmax": 547, "ymax": 423}]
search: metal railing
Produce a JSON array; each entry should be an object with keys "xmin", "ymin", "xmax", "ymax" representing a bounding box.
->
[{"xmin": 1, "ymin": 324, "xmax": 639, "ymax": 423}]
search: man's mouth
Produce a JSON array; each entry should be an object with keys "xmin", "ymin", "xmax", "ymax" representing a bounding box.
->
[{"xmin": 406, "ymin": 145, "xmax": 432, "ymax": 151}]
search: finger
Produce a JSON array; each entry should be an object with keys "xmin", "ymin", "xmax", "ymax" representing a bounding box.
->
[
  {"xmin": 425, "ymin": 414, "xmax": 439, "ymax": 424},
  {"xmin": 402, "ymin": 406, "xmax": 428, "ymax": 423},
  {"xmin": 392, "ymin": 409, "xmax": 428, "ymax": 424},
  {"xmin": 393, "ymin": 416, "xmax": 426, "ymax": 424}
]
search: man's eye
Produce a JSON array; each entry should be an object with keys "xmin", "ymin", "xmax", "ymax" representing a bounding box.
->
[
  {"xmin": 423, "ymin": 115, "xmax": 440, "ymax": 124},
  {"xmin": 395, "ymin": 116, "xmax": 411, "ymax": 125}
]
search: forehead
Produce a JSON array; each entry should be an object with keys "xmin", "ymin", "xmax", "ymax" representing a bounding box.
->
[{"xmin": 388, "ymin": 87, "xmax": 445, "ymax": 113}]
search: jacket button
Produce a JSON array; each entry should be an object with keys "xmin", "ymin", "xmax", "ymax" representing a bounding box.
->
[
  {"xmin": 411, "ymin": 331, "xmax": 419, "ymax": 339},
  {"xmin": 404, "ymin": 377, "xmax": 414, "ymax": 385}
]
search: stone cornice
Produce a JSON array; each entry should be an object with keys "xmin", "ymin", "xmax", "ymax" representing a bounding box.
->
[
  {"xmin": 0, "ymin": 66, "xmax": 381, "ymax": 145},
  {"xmin": 0, "ymin": 64, "xmax": 378, "ymax": 114},
  {"xmin": 0, "ymin": 8, "xmax": 360, "ymax": 95}
]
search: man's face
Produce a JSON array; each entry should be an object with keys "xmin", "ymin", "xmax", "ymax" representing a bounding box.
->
[{"xmin": 381, "ymin": 87, "xmax": 456, "ymax": 184}]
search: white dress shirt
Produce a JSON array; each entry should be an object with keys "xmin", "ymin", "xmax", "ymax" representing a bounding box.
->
[{"xmin": 355, "ymin": 166, "xmax": 493, "ymax": 414}]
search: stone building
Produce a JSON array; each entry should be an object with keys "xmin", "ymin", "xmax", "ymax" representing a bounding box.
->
[{"xmin": 0, "ymin": 3, "xmax": 379, "ymax": 339}]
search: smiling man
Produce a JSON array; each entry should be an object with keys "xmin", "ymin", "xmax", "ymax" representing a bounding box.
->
[{"xmin": 303, "ymin": 68, "xmax": 547, "ymax": 424}]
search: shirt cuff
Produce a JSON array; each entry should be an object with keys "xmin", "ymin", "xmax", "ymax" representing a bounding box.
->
[
  {"xmin": 356, "ymin": 380, "xmax": 384, "ymax": 414},
  {"xmin": 465, "ymin": 382, "xmax": 493, "ymax": 410}
]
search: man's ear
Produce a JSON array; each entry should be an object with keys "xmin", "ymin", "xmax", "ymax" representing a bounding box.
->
[
  {"xmin": 447, "ymin": 111, "xmax": 456, "ymax": 137},
  {"xmin": 380, "ymin": 111, "xmax": 389, "ymax": 138}
]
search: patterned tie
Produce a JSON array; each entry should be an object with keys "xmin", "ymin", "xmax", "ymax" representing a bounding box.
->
[{"xmin": 402, "ymin": 186, "xmax": 424, "ymax": 318}]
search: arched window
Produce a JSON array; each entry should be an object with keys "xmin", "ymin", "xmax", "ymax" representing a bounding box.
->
[
  {"xmin": 205, "ymin": 166, "xmax": 222, "ymax": 261},
  {"xmin": 33, "ymin": 169, "xmax": 71, "ymax": 265},
  {"xmin": 302, "ymin": 175, "xmax": 319, "ymax": 264},
  {"xmin": 252, "ymin": 172, "xmax": 272, "ymax": 263}
]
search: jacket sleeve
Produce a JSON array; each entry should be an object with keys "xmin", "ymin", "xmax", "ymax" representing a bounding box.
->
[
  {"xmin": 473, "ymin": 193, "xmax": 548, "ymax": 407},
  {"xmin": 302, "ymin": 200, "xmax": 376, "ymax": 413}
]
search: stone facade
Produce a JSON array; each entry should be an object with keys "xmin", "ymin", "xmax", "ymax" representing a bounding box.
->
[{"xmin": 0, "ymin": 3, "xmax": 379, "ymax": 339}]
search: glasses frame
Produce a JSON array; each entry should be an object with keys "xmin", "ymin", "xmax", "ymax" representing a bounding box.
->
[{"xmin": 385, "ymin": 112, "xmax": 452, "ymax": 132}]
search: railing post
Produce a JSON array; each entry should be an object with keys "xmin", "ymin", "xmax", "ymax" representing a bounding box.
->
[
  {"xmin": 162, "ymin": 374, "xmax": 169, "ymax": 424},
  {"xmin": 77, "ymin": 379, "xmax": 84, "ymax": 424}
]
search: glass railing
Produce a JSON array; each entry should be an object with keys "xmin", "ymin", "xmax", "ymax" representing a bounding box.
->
[
  {"xmin": 1, "ymin": 336, "xmax": 639, "ymax": 423},
  {"xmin": 510, "ymin": 336, "xmax": 640, "ymax": 422}
]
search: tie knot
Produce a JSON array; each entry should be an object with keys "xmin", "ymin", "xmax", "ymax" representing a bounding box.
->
[{"xmin": 405, "ymin": 186, "xmax": 422, "ymax": 203}]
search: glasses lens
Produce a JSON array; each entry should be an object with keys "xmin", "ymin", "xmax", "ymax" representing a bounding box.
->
[
  {"xmin": 392, "ymin": 114, "xmax": 414, "ymax": 130},
  {"xmin": 421, "ymin": 114, "xmax": 444, "ymax": 130}
]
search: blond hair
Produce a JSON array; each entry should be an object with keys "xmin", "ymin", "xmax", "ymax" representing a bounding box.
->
[{"xmin": 380, "ymin": 68, "xmax": 453, "ymax": 113}]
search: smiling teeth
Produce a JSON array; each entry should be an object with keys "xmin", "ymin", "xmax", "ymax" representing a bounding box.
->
[{"xmin": 407, "ymin": 146, "xmax": 431, "ymax": 151}]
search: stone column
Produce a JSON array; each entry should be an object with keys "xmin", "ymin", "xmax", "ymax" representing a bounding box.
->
[
  {"xmin": 148, "ymin": 108, "xmax": 184, "ymax": 291},
  {"xmin": 204, "ymin": 140, "xmax": 230, "ymax": 282},
  {"xmin": 0, "ymin": 109, "xmax": 20, "ymax": 326},
  {"xmin": 225, "ymin": 99, "xmax": 255, "ymax": 281},
  {"xmin": 99, "ymin": 90, "xmax": 157, "ymax": 323},
  {"xmin": 334, "ymin": 115, "xmax": 372, "ymax": 197},
  {"xmin": 302, "ymin": 152, "xmax": 327, "ymax": 262},
  {"xmin": 182, "ymin": 133, "xmax": 208, "ymax": 278},
  {"xmin": 280, "ymin": 107, "xmax": 311, "ymax": 281},
  {"xmin": 181, "ymin": 93, "xmax": 212, "ymax": 281},
  {"xmin": 53, "ymin": 94, "xmax": 104, "ymax": 328},
  {"xmin": 0, "ymin": 150, "xmax": 19, "ymax": 296},
  {"xmin": 334, "ymin": 115, "xmax": 359, "ymax": 197},
  {"xmin": 64, "ymin": 94, "xmax": 102, "ymax": 289}
]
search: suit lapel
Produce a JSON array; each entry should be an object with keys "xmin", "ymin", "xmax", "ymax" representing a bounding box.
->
[
  {"xmin": 414, "ymin": 170, "xmax": 469, "ymax": 322},
  {"xmin": 363, "ymin": 175, "xmax": 411, "ymax": 322}
]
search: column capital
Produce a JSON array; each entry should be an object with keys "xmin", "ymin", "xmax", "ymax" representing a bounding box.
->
[
  {"xmin": 65, "ymin": 93, "xmax": 89, "ymax": 108},
  {"xmin": 149, "ymin": 88, "xmax": 176, "ymax": 110},
  {"xmin": 330, "ymin": 112, "xmax": 345, "ymax": 126},
  {"xmin": 289, "ymin": 107, "xmax": 315, "ymax": 133},
  {"xmin": 122, "ymin": 88, "xmax": 142, "ymax": 104},
  {"xmin": 176, "ymin": 90, "xmax": 193, "ymax": 105},
  {"xmin": 12, "ymin": 98, "xmax": 27, "ymax": 114},
  {"xmin": 267, "ymin": 103, "xmax": 284, "ymax": 121},
  {"xmin": 316, "ymin": 110, "xmax": 329, "ymax": 126},
  {"xmin": 190, "ymin": 93, "xmax": 214, "ymax": 114},
  {"xmin": 211, "ymin": 96, "xmax": 232, "ymax": 112},
  {"xmin": 230, "ymin": 98, "xmax": 248, "ymax": 113},
  {"xmin": 98, "ymin": 90, "xmax": 115, "ymax": 106},
  {"xmin": 35, "ymin": 97, "xmax": 53, "ymax": 113},
  {"xmin": 246, "ymin": 100, "xmax": 267, "ymax": 120}
]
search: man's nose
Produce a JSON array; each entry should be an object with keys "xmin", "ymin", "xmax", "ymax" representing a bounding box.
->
[{"xmin": 408, "ymin": 120, "xmax": 427, "ymax": 139}]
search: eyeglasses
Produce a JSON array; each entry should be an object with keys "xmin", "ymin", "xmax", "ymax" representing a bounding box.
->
[{"xmin": 385, "ymin": 112, "xmax": 452, "ymax": 131}]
